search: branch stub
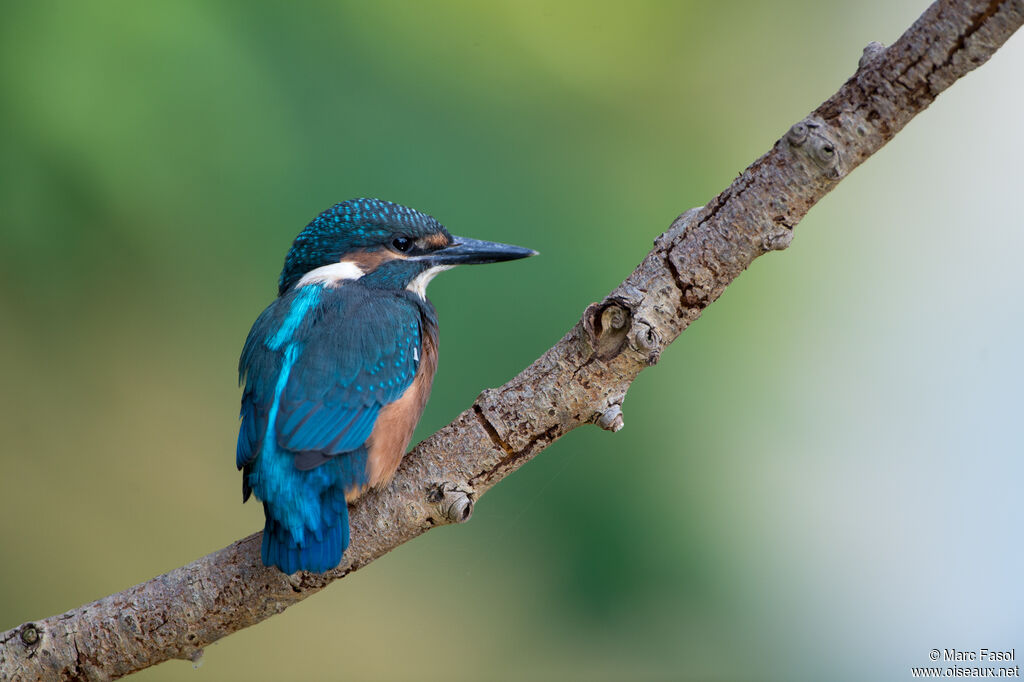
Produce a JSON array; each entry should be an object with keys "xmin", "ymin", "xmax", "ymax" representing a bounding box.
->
[{"xmin": 597, "ymin": 405, "xmax": 624, "ymax": 432}]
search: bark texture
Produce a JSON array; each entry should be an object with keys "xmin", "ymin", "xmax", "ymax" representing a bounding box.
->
[{"xmin": 2, "ymin": 1, "xmax": 1022, "ymax": 679}]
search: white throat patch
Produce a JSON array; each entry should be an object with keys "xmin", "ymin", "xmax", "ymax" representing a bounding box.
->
[
  {"xmin": 297, "ymin": 261, "xmax": 365, "ymax": 288},
  {"xmin": 407, "ymin": 265, "xmax": 453, "ymax": 299}
]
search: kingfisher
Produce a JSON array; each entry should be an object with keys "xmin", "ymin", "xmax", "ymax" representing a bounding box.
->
[{"xmin": 237, "ymin": 198, "xmax": 535, "ymax": 574}]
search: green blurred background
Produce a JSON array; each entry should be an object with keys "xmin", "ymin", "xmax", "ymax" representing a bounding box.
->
[{"xmin": 2, "ymin": 2, "xmax": 1021, "ymax": 680}]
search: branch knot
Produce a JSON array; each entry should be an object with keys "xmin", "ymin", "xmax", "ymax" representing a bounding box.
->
[
  {"xmin": 429, "ymin": 482, "xmax": 475, "ymax": 524},
  {"xmin": 19, "ymin": 623, "xmax": 40, "ymax": 647},
  {"xmin": 786, "ymin": 117, "xmax": 844, "ymax": 179},
  {"xmin": 583, "ymin": 300, "xmax": 633, "ymax": 360}
]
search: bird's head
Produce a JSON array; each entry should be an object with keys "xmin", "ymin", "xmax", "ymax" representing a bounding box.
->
[{"xmin": 279, "ymin": 198, "xmax": 536, "ymax": 297}]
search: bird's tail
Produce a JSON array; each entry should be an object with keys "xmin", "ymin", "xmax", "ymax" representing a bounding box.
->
[{"xmin": 261, "ymin": 500, "xmax": 350, "ymax": 574}]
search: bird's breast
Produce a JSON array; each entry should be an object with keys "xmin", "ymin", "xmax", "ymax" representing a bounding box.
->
[{"xmin": 362, "ymin": 325, "xmax": 438, "ymax": 491}]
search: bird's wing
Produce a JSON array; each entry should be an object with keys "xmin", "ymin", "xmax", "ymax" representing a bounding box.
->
[
  {"xmin": 237, "ymin": 285, "xmax": 422, "ymax": 479},
  {"xmin": 237, "ymin": 301, "xmax": 285, "ymax": 474},
  {"xmin": 277, "ymin": 288, "xmax": 422, "ymax": 459}
]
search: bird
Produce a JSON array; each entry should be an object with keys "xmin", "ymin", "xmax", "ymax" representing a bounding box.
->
[{"xmin": 237, "ymin": 198, "xmax": 535, "ymax": 574}]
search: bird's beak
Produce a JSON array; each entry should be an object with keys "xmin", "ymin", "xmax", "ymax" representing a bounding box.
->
[{"xmin": 425, "ymin": 236, "xmax": 538, "ymax": 266}]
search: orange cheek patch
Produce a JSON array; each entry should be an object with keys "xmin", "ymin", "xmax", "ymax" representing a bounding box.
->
[{"xmin": 345, "ymin": 249, "xmax": 399, "ymax": 272}]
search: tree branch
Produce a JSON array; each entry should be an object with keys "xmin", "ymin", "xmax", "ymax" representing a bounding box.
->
[{"xmin": 3, "ymin": 1, "xmax": 1021, "ymax": 679}]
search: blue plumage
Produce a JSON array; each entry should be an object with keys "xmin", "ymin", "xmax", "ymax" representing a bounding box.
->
[
  {"xmin": 238, "ymin": 198, "xmax": 535, "ymax": 574},
  {"xmin": 239, "ymin": 283, "xmax": 424, "ymax": 572}
]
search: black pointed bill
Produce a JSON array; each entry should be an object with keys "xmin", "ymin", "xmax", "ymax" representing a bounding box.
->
[{"xmin": 424, "ymin": 236, "xmax": 537, "ymax": 266}]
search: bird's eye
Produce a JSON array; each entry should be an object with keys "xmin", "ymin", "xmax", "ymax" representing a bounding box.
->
[{"xmin": 392, "ymin": 236, "xmax": 413, "ymax": 252}]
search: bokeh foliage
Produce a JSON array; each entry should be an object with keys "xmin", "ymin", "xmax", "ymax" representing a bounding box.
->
[{"xmin": 2, "ymin": 2, "xmax": 1021, "ymax": 680}]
